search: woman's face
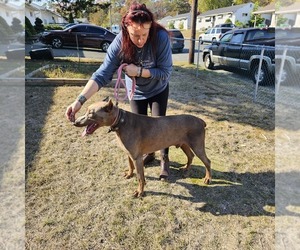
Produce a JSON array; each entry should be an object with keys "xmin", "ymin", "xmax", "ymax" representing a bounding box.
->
[{"xmin": 127, "ymin": 21, "xmax": 151, "ymax": 48}]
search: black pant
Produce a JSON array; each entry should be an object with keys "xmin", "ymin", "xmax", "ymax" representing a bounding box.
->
[{"xmin": 130, "ymin": 85, "xmax": 169, "ymax": 155}]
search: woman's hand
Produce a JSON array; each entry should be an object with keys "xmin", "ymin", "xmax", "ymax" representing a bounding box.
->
[
  {"xmin": 124, "ymin": 64, "xmax": 139, "ymax": 77},
  {"xmin": 65, "ymin": 100, "xmax": 82, "ymax": 123}
]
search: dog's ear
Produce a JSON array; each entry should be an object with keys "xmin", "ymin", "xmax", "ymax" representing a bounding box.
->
[
  {"xmin": 102, "ymin": 96, "xmax": 109, "ymax": 102},
  {"xmin": 105, "ymin": 99, "xmax": 114, "ymax": 112}
]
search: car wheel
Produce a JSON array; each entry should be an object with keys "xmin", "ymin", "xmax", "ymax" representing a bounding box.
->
[
  {"xmin": 51, "ymin": 37, "xmax": 63, "ymax": 49},
  {"xmin": 212, "ymin": 38, "xmax": 216, "ymax": 43},
  {"xmin": 101, "ymin": 41, "xmax": 111, "ymax": 52},
  {"xmin": 252, "ymin": 64, "xmax": 273, "ymax": 85},
  {"xmin": 275, "ymin": 62, "xmax": 293, "ymax": 85},
  {"xmin": 204, "ymin": 53, "xmax": 214, "ymax": 69}
]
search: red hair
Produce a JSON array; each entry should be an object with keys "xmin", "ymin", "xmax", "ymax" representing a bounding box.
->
[{"xmin": 120, "ymin": 3, "xmax": 168, "ymax": 63}]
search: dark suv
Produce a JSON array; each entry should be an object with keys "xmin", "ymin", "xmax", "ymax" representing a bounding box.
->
[
  {"xmin": 276, "ymin": 27, "xmax": 300, "ymax": 84},
  {"xmin": 168, "ymin": 29, "xmax": 185, "ymax": 53}
]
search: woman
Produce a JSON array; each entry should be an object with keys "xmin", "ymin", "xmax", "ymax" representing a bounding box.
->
[{"xmin": 65, "ymin": 3, "xmax": 173, "ymax": 180}]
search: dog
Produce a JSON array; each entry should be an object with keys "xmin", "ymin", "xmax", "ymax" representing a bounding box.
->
[{"xmin": 74, "ymin": 99, "xmax": 212, "ymax": 197}]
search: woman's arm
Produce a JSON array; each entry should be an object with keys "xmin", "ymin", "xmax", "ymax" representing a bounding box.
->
[{"xmin": 148, "ymin": 29, "xmax": 173, "ymax": 80}]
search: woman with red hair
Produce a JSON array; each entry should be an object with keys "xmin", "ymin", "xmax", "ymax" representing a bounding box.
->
[{"xmin": 65, "ymin": 3, "xmax": 173, "ymax": 180}]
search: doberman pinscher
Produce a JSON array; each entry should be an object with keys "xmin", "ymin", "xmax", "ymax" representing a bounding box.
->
[{"xmin": 74, "ymin": 100, "xmax": 211, "ymax": 197}]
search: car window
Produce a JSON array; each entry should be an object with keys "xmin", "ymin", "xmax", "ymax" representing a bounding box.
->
[
  {"xmin": 169, "ymin": 30, "xmax": 183, "ymax": 39},
  {"xmin": 230, "ymin": 33, "xmax": 244, "ymax": 43},
  {"xmin": 263, "ymin": 29, "xmax": 275, "ymax": 39},
  {"xmin": 87, "ymin": 26, "xmax": 105, "ymax": 34},
  {"xmin": 221, "ymin": 28, "xmax": 231, "ymax": 33},
  {"xmin": 216, "ymin": 28, "xmax": 221, "ymax": 33},
  {"xmin": 220, "ymin": 33, "xmax": 232, "ymax": 42},
  {"xmin": 205, "ymin": 29, "xmax": 211, "ymax": 34},
  {"xmin": 71, "ymin": 26, "xmax": 88, "ymax": 32},
  {"xmin": 246, "ymin": 29, "xmax": 275, "ymax": 41}
]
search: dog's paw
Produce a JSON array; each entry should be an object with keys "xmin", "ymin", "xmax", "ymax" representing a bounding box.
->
[
  {"xmin": 203, "ymin": 177, "xmax": 212, "ymax": 185},
  {"xmin": 133, "ymin": 190, "xmax": 145, "ymax": 198},
  {"xmin": 124, "ymin": 172, "xmax": 134, "ymax": 179}
]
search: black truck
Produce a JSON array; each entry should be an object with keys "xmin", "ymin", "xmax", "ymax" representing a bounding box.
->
[{"xmin": 202, "ymin": 27, "xmax": 275, "ymax": 85}]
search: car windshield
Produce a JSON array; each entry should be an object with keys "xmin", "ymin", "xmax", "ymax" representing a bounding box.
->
[
  {"xmin": 220, "ymin": 33, "xmax": 232, "ymax": 42},
  {"xmin": 170, "ymin": 30, "xmax": 183, "ymax": 39}
]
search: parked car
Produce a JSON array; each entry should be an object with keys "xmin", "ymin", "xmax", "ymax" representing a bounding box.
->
[
  {"xmin": 198, "ymin": 27, "xmax": 233, "ymax": 44},
  {"xmin": 202, "ymin": 27, "xmax": 275, "ymax": 85},
  {"xmin": 214, "ymin": 23, "xmax": 236, "ymax": 28},
  {"xmin": 168, "ymin": 29, "xmax": 185, "ymax": 53},
  {"xmin": 39, "ymin": 24, "xmax": 116, "ymax": 52},
  {"xmin": 275, "ymin": 27, "xmax": 300, "ymax": 84}
]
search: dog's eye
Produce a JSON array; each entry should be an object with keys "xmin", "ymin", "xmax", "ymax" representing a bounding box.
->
[{"xmin": 88, "ymin": 109, "xmax": 95, "ymax": 118}]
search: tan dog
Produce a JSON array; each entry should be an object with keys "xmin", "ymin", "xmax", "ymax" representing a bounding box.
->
[{"xmin": 74, "ymin": 100, "xmax": 212, "ymax": 197}]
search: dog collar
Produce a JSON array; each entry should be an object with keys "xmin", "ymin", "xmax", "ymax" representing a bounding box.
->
[{"xmin": 108, "ymin": 109, "xmax": 125, "ymax": 133}]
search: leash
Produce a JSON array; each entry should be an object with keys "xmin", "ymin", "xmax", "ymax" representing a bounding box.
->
[{"xmin": 114, "ymin": 63, "xmax": 136, "ymax": 103}]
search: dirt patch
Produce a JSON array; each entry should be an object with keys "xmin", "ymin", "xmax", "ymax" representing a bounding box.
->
[{"xmin": 25, "ymin": 65, "xmax": 275, "ymax": 249}]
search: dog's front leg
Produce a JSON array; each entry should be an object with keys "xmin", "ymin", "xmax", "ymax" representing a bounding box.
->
[
  {"xmin": 124, "ymin": 156, "xmax": 134, "ymax": 179},
  {"xmin": 132, "ymin": 156, "xmax": 146, "ymax": 198}
]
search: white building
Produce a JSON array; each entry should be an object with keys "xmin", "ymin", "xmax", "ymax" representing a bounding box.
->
[
  {"xmin": 25, "ymin": 0, "xmax": 66, "ymax": 25},
  {"xmin": 252, "ymin": 2, "xmax": 275, "ymax": 27},
  {"xmin": 276, "ymin": 2, "xmax": 300, "ymax": 27},
  {"xmin": 197, "ymin": 3, "xmax": 254, "ymax": 30},
  {"xmin": 0, "ymin": 0, "xmax": 24, "ymax": 25},
  {"xmin": 160, "ymin": 3, "xmax": 255, "ymax": 31}
]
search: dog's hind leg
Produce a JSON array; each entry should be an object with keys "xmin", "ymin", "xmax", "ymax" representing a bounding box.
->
[
  {"xmin": 124, "ymin": 156, "xmax": 134, "ymax": 179},
  {"xmin": 191, "ymin": 144, "xmax": 212, "ymax": 184},
  {"xmin": 180, "ymin": 144, "xmax": 194, "ymax": 176}
]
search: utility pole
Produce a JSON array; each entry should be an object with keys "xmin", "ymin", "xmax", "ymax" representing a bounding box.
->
[{"xmin": 188, "ymin": 0, "xmax": 198, "ymax": 64}]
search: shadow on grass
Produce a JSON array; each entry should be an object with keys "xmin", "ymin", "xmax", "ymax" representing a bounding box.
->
[
  {"xmin": 170, "ymin": 65, "xmax": 275, "ymax": 131},
  {"xmin": 146, "ymin": 164, "xmax": 275, "ymax": 217},
  {"xmin": 25, "ymin": 86, "xmax": 55, "ymax": 180}
]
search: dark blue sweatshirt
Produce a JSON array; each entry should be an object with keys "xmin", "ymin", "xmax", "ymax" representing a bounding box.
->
[{"xmin": 90, "ymin": 29, "xmax": 173, "ymax": 100}]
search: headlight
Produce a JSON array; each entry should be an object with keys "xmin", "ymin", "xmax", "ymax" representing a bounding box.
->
[{"xmin": 42, "ymin": 31, "xmax": 51, "ymax": 36}]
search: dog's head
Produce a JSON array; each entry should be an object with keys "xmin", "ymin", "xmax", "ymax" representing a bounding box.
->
[{"xmin": 73, "ymin": 99, "xmax": 116, "ymax": 136}]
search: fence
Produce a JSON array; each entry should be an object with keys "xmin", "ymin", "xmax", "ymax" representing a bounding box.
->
[
  {"xmin": 23, "ymin": 36, "xmax": 280, "ymax": 108},
  {"xmin": 183, "ymin": 37, "xmax": 276, "ymax": 108}
]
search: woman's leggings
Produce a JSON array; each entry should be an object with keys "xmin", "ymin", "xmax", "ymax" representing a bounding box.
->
[{"xmin": 130, "ymin": 85, "xmax": 169, "ymax": 156}]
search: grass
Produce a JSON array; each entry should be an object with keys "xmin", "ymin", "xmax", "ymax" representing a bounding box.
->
[
  {"xmin": 24, "ymin": 59, "xmax": 275, "ymax": 249},
  {"xmin": 25, "ymin": 58, "xmax": 102, "ymax": 78}
]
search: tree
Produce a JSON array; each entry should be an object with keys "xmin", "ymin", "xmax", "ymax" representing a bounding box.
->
[
  {"xmin": 51, "ymin": 0, "xmax": 110, "ymax": 20},
  {"xmin": 11, "ymin": 18, "xmax": 23, "ymax": 33},
  {"xmin": 68, "ymin": 13, "xmax": 74, "ymax": 23},
  {"xmin": 34, "ymin": 17, "xmax": 45, "ymax": 33},
  {"xmin": 25, "ymin": 16, "xmax": 36, "ymax": 37},
  {"xmin": 0, "ymin": 16, "xmax": 13, "ymax": 35}
]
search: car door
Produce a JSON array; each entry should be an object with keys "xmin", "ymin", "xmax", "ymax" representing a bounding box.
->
[
  {"xmin": 69, "ymin": 25, "xmax": 89, "ymax": 47},
  {"xmin": 224, "ymin": 31, "xmax": 245, "ymax": 67},
  {"xmin": 83, "ymin": 26, "xmax": 106, "ymax": 48},
  {"xmin": 211, "ymin": 32, "xmax": 232, "ymax": 65},
  {"xmin": 203, "ymin": 28, "xmax": 212, "ymax": 42}
]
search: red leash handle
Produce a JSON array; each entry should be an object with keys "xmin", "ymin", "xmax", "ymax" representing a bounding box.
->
[{"xmin": 114, "ymin": 63, "xmax": 136, "ymax": 102}]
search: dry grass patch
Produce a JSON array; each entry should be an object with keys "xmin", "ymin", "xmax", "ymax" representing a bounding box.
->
[{"xmin": 26, "ymin": 64, "xmax": 275, "ymax": 249}]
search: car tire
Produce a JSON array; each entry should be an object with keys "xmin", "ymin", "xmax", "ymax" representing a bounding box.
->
[
  {"xmin": 51, "ymin": 37, "xmax": 63, "ymax": 49},
  {"xmin": 101, "ymin": 41, "xmax": 111, "ymax": 52},
  {"xmin": 204, "ymin": 53, "xmax": 214, "ymax": 69},
  {"xmin": 276, "ymin": 62, "xmax": 293, "ymax": 85},
  {"xmin": 252, "ymin": 63, "xmax": 272, "ymax": 85}
]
